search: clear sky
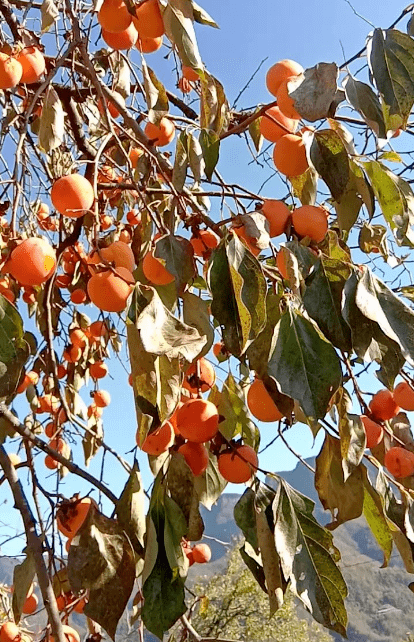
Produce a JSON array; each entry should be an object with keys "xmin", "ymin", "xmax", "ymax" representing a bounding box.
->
[{"xmin": 0, "ymin": 0, "xmax": 411, "ymax": 556}]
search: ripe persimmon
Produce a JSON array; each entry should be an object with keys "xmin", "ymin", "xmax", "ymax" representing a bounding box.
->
[
  {"xmin": 136, "ymin": 35, "xmax": 163, "ymax": 53},
  {"xmin": 213, "ymin": 341, "xmax": 227, "ymax": 360},
  {"xmin": 97, "ymin": 91, "xmax": 125, "ymax": 119},
  {"xmin": 291, "ymin": 205, "xmax": 328, "ymax": 243},
  {"xmin": 273, "ymin": 134, "xmax": 308, "ymax": 177},
  {"xmin": 266, "ymin": 59, "xmax": 304, "ymax": 97},
  {"xmin": 51, "ymin": 174, "xmax": 94, "ymax": 218},
  {"xmin": 183, "ymin": 358, "xmax": 216, "ymax": 393},
  {"xmin": 384, "ymin": 447, "xmax": 414, "ymax": 478},
  {"xmin": 361, "ymin": 415, "xmax": 383, "ymax": 449},
  {"xmin": 182, "ymin": 66, "xmax": 199, "ymax": 82},
  {"xmin": 98, "ymin": 0, "xmax": 132, "ymax": 33},
  {"xmin": 87, "ymin": 267, "xmax": 134, "ymax": 312},
  {"xmin": 89, "ymin": 361, "xmax": 108, "ymax": 380},
  {"xmin": 70, "ymin": 289, "xmax": 87, "ymax": 305},
  {"xmin": 102, "ymin": 23, "xmax": 138, "ymax": 49},
  {"xmin": 93, "ymin": 390, "xmax": 111, "ymax": 407},
  {"xmin": 393, "ymin": 381, "xmax": 414, "ymax": 411},
  {"xmin": 261, "ymin": 199, "xmax": 291, "ymax": 237},
  {"xmin": 16, "ymin": 47, "xmax": 45, "ymax": 84},
  {"xmin": 142, "ymin": 250, "xmax": 174, "ymax": 285},
  {"xmin": 192, "ymin": 543, "xmax": 211, "ymax": 563},
  {"xmin": 177, "ymin": 441, "xmax": 209, "ymax": 476},
  {"xmin": 246, "ymin": 378, "xmax": 283, "ymax": 422},
  {"xmin": 129, "ymin": 148, "xmax": 143, "ymax": 168},
  {"xmin": 276, "ymin": 250, "xmax": 290, "ymax": 280},
  {"xmin": 137, "ymin": 421, "xmax": 174, "ymax": 455},
  {"xmin": 38, "ymin": 394, "xmax": 60, "ymax": 414},
  {"xmin": 100, "ymin": 240, "xmax": 135, "ymax": 271},
  {"xmin": 369, "ymin": 389, "xmax": 400, "ymax": 421},
  {"xmin": 127, "ymin": 209, "xmax": 141, "ymax": 225},
  {"xmin": 144, "ymin": 117, "xmax": 175, "ymax": 146},
  {"xmin": 7, "ymin": 237, "xmax": 56, "ymax": 286},
  {"xmin": 132, "ymin": 0, "xmax": 164, "ymax": 38},
  {"xmin": 70, "ymin": 328, "xmax": 88, "ymax": 349},
  {"xmin": 16, "ymin": 370, "xmax": 39, "ymax": 393},
  {"xmin": 217, "ymin": 444, "xmax": 258, "ymax": 483},
  {"xmin": 22, "ymin": 593, "xmax": 38, "ymax": 615},
  {"xmin": 63, "ymin": 344, "xmax": 82, "ymax": 363},
  {"xmin": 169, "ymin": 402, "xmax": 183, "ymax": 434},
  {"xmin": 259, "ymin": 106, "xmax": 298, "ymax": 143},
  {"xmin": 56, "ymin": 497, "xmax": 94, "ymax": 538},
  {"xmin": 175, "ymin": 399, "xmax": 219, "ymax": 443},
  {"xmin": 276, "ymin": 77, "xmax": 301, "ymax": 120},
  {"xmin": 45, "ymin": 422, "xmax": 58, "ymax": 438},
  {"xmin": 0, "ymin": 53, "xmax": 22, "ymax": 89},
  {"xmin": 190, "ymin": 230, "xmax": 219, "ymax": 256},
  {"xmin": 57, "ymin": 364, "xmax": 67, "ymax": 379},
  {"xmin": 0, "ymin": 621, "xmax": 20, "ymax": 642},
  {"xmin": 50, "ymin": 624, "xmax": 80, "ymax": 642},
  {"xmin": 231, "ymin": 225, "xmax": 260, "ymax": 256},
  {"xmin": 89, "ymin": 320, "xmax": 108, "ymax": 341}
]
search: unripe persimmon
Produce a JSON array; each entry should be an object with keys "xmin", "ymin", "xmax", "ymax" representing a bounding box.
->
[
  {"xmin": 190, "ymin": 230, "xmax": 219, "ymax": 256},
  {"xmin": 177, "ymin": 441, "xmax": 209, "ymax": 476},
  {"xmin": 247, "ymin": 378, "xmax": 283, "ymax": 422},
  {"xmin": 361, "ymin": 415, "xmax": 383, "ymax": 449},
  {"xmin": 98, "ymin": 0, "xmax": 132, "ymax": 33},
  {"xmin": 7, "ymin": 237, "xmax": 56, "ymax": 286},
  {"xmin": 87, "ymin": 267, "xmax": 134, "ymax": 312},
  {"xmin": 261, "ymin": 199, "xmax": 291, "ymax": 237},
  {"xmin": 136, "ymin": 35, "xmax": 163, "ymax": 53},
  {"xmin": 266, "ymin": 59, "xmax": 304, "ymax": 97},
  {"xmin": 192, "ymin": 542, "xmax": 211, "ymax": 563},
  {"xmin": 132, "ymin": 0, "xmax": 164, "ymax": 38},
  {"xmin": 273, "ymin": 134, "xmax": 308, "ymax": 177},
  {"xmin": 393, "ymin": 381, "xmax": 414, "ymax": 411},
  {"xmin": 56, "ymin": 497, "xmax": 94, "ymax": 538},
  {"xmin": 142, "ymin": 251, "xmax": 174, "ymax": 285},
  {"xmin": 175, "ymin": 399, "xmax": 219, "ymax": 443},
  {"xmin": 51, "ymin": 174, "xmax": 94, "ymax": 218},
  {"xmin": 144, "ymin": 118, "xmax": 175, "ymax": 146},
  {"xmin": 0, "ymin": 53, "xmax": 23, "ymax": 89},
  {"xmin": 182, "ymin": 358, "xmax": 216, "ymax": 393},
  {"xmin": 369, "ymin": 389, "xmax": 400, "ymax": 421},
  {"xmin": 137, "ymin": 421, "xmax": 174, "ymax": 455},
  {"xmin": 16, "ymin": 47, "xmax": 45, "ymax": 84},
  {"xmin": 259, "ymin": 106, "xmax": 298, "ymax": 143},
  {"xmin": 102, "ymin": 23, "xmax": 138, "ymax": 49},
  {"xmin": 291, "ymin": 205, "xmax": 328, "ymax": 243},
  {"xmin": 384, "ymin": 447, "xmax": 414, "ymax": 478},
  {"xmin": 218, "ymin": 444, "xmax": 258, "ymax": 483}
]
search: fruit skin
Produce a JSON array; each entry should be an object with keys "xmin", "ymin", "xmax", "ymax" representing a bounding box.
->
[
  {"xmin": 361, "ymin": 415, "xmax": 383, "ymax": 449},
  {"xmin": 0, "ymin": 53, "xmax": 23, "ymax": 89},
  {"xmin": 100, "ymin": 240, "xmax": 135, "ymax": 272},
  {"xmin": 393, "ymin": 381, "xmax": 414, "ymax": 411},
  {"xmin": 259, "ymin": 106, "xmax": 298, "ymax": 143},
  {"xmin": 218, "ymin": 444, "xmax": 259, "ymax": 483},
  {"xmin": 136, "ymin": 35, "xmax": 163, "ymax": 53},
  {"xmin": 183, "ymin": 358, "xmax": 216, "ymax": 393},
  {"xmin": 56, "ymin": 497, "xmax": 94, "ymax": 538},
  {"xmin": 192, "ymin": 542, "xmax": 211, "ymax": 563},
  {"xmin": 384, "ymin": 447, "xmax": 414, "ymax": 478},
  {"xmin": 261, "ymin": 200, "xmax": 291, "ymax": 237},
  {"xmin": 291, "ymin": 205, "xmax": 328, "ymax": 243},
  {"xmin": 50, "ymin": 624, "xmax": 80, "ymax": 642},
  {"xmin": 102, "ymin": 23, "xmax": 138, "ymax": 49},
  {"xmin": 7, "ymin": 237, "xmax": 56, "ymax": 286},
  {"xmin": 266, "ymin": 59, "xmax": 304, "ymax": 97},
  {"xmin": 97, "ymin": 91, "xmax": 125, "ymax": 119},
  {"xmin": 137, "ymin": 421, "xmax": 174, "ymax": 455},
  {"xmin": 87, "ymin": 267, "xmax": 134, "ymax": 312},
  {"xmin": 51, "ymin": 174, "xmax": 94, "ymax": 218},
  {"xmin": 0, "ymin": 621, "xmax": 20, "ymax": 642},
  {"xmin": 273, "ymin": 134, "xmax": 308, "ymax": 177},
  {"xmin": 276, "ymin": 249, "xmax": 289, "ymax": 280},
  {"xmin": 89, "ymin": 361, "xmax": 108, "ymax": 380},
  {"xmin": 232, "ymin": 225, "xmax": 260, "ymax": 256},
  {"xmin": 142, "ymin": 251, "xmax": 174, "ymax": 285},
  {"xmin": 182, "ymin": 66, "xmax": 199, "ymax": 82},
  {"xmin": 144, "ymin": 117, "xmax": 175, "ymax": 146},
  {"xmin": 369, "ymin": 389, "xmax": 400, "ymax": 421},
  {"xmin": 247, "ymin": 378, "xmax": 283, "ymax": 422},
  {"xmin": 276, "ymin": 77, "xmax": 301, "ymax": 120},
  {"xmin": 190, "ymin": 230, "xmax": 219, "ymax": 256},
  {"xmin": 16, "ymin": 47, "xmax": 45, "ymax": 84},
  {"xmin": 175, "ymin": 399, "xmax": 219, "ymax": 443},
  {"xmin": 177, "ymin": 441, "xmax": 209, "ymax": 476},
  {"xmin": 98, "ymin": 0, "xmax": 132, "ymax": 33},
  {"xmin": 93, "ymin": 390, "xmax": 111, "ymax": 407},
  {"xmin": 132, "ymin": 0, "xmax": 164, "ymax": 38},
  {"xmin": 22, "ymin": 593, "xmax": 38, "ymax": 614}
]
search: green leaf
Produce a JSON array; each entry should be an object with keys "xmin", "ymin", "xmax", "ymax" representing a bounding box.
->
[
  {"xmin": 234, "ymin": 483, "xmax": 275, "ymax": 553},
  {"xmin": 303, "ymin": 257, "xmax": 352, "ymax": 352},
  {"xmin": 172, "ymin": 130, "xmax": 189, "ymax": 191},
  {"xmin": 199, "ymin": 128, "xmax": 220, "ymax": 180},
  {"xmin": 162, "ymin": 0, "xmax": 203, "ymax": 70},
  {"xmin": 248, "ymin": 111, "xmax": 263, "ymax": 153},
  {"xmin": 332, "ymin": 160, "xmax": 374, "ymax": 233},
  {"xmin": 246, "ymin": 290, "xmax": 282, "ymax": 377},
  {"xmin": 0, "ymin": 295, "xmax": 29, "ymax": 400},
  {"xmin": 200, "ymin": 72, "xmax": 230, "ymax": 134},
  {"xmin": 309, "ymin": 129, "xmax": 349, "ymax": 201},
  {"xmin": 187, "ymin": 132, "xmax": 205, "ymax": 184},
  {"xmin": 272, "ymin": 478, "xmax": 348, "ymax": 637},
  {"xmin": 155, "ymin": 234, "xmax": 196, "ymax": 295},
  {"xmin": 213, "ymin": 373, "xmax": 259, "ymax": 447},
  {"xmin": 191, "ymin": 1, "xmax": 219, "ymax": 28},
  {"xmin": 68, "ymin": 507, "xmax": 135, "ymax": 640},
  {"xmin": 182, "ymin": 291, "xmax": 214, "ymax": 359},
  {"xmin": 141, "ymin": 61, "xmax": 169, "ymax": 125},
  {"xmin": 315, "ymin": 434, "xmax": 364, "ymax": 529},
  {"xmin": 164, "ymin": 495, "xmax": 188, "ymax": 578},
  {"xmin": 368, "ymin": 28, "xmax": 414, "ymax": 131},
  {"xmin": 288, "ymin": 62, "xmax": 339, "ymax": 122},
  {"xmin": 116, "ymin": 462, "xmax": 146, "ymax": 557},
  {"xmin": 343, "ymin": 75, "xmax": 387, "ymax": 139},
  {"xmin": 208, "ymin": 234, "xmax": 266, "ymax": 357},
  {"xmin": 289, "ymin": 167, "xmax": 318, "ymax": 206},
  {"xmin": 358, "ymin": 222, "xmax": 388, "ymax": 256},
  {"xmin": 256, "ymin": 507, "xmax": 285, "ymax": 613},
  {"xmin": 38, "ymin": 86, "xmax": 65, "ymax": 152},
  {"xmin": 362, "ymin": 466, "xmax": 394, "ymax": 566},
  {"xmin": 268, "ymin": 304, "xmax": 342, "ymax": 419},
  {"xmin": 335, "ymin": 387, "xmax": 366, "ymax": 480},
  {"xmin": 12, "ymin": 551, "xmax": 36, "ymax": 624},
  {"xmin": 379, "ymin": 150, "xmax": 402, "ymax": 163},
  {"xmin": 239, "ymin": 542, "xmax": 267, "ymax": 593},
  {"xmin": 167, "ymin": 451, "xmax": 204, "ymax": 541},
  {"xmin": 194, "ymin": 451, "xmax": 227, "ymax": 510},
  {"xmin": 82, "ymin": 417, "xmax": 103, "ymax": 466},
  {"xmin": 41, "ymin": 0, "xmax": 59, "ymax": 31}
]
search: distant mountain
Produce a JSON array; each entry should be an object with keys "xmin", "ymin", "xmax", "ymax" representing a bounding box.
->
[{"xmin": 2, "ymin": 461, "xmax": 414, "ymax": 642}]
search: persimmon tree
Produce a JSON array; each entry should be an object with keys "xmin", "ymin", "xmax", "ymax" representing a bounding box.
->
[{"xmin": 1, "ymin": 1, "xmax": 414, "ymax": 641}]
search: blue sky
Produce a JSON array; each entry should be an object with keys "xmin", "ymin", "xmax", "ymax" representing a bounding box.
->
[{"xmin": 0, "ymin": 0, "xmax": 411, "ymax": 555}]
